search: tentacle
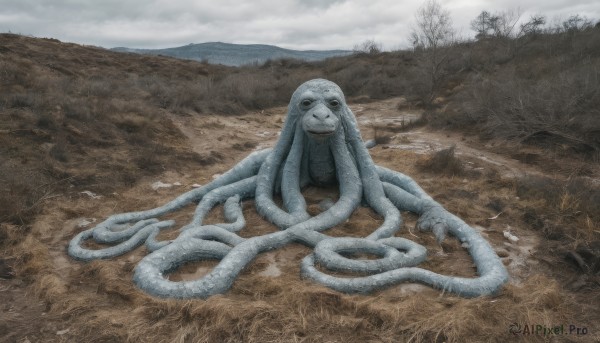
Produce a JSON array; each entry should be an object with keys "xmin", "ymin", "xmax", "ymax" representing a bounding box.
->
[
  {"xmin": 383, "ymin": 182, "xmax": 450, "ymax": 241},
  {"xmin": 67, "ymin": 148, "xmax": 268, "ymax": 261},
  {"xmin": 180, "ymin": 225, "xmax": 246, "ymax": 246},
  {"xmin": 92, "ymin": 218, "xmax": 159, "ymax": 243},
  {"xmin": 134, "ymin": 197, "xmax": 255, "ymax": 298},
  {"xmin": 280, "ymin": 121, "xmax": 310, "ymax": 222},
  {"xmin": 313, "ymin": 237, "xmax": 427, "ymax": 273},
  {"xmin": 68, "ymin": 220, "xmax": 175, "ymax": 261},
  {"xmin": 376, "ymin": 166, "xmax": 449, "ymax": 242},
  {"xmin": 301, "ymin": 164, "xmax": 508, "ymax": 297},
  {"xmin": 134, "ymin": 229, "xmax": 290, "ymax": 298},
  {"xmin": 71, "ymin": 184, "xmax": 253, "ymax": 261},
  {"xmin": 376, "ymin": 165, "xmax": 436, "ymax": 203},
  {"xmin": 285, "ymin": 127, "xmax": 364, "ymax": 235},
  {"xmin": 124, "ymin": 148, "xmax": 269, "ymax": 223},
  {"xmin": 218, "ymin": 195, "xmax": 246, "ymax": 232},
  {"xmin": 382, "ymin": 182, "xmax": 425, "ymax": 213},
  {"xmin": 134, "ymin": 237, "xmax": 234, "ymax": 297},
  {"xmin": 135, "ymin": 131, "xmax": 365, "ymax": 298},
  {"xmin": 301, "ymin": 213, "xmax": 509, "ymax": 297},
  {"xmin": 188, "ymin": 176, "xmax": 256, "ymax": 228},
  {"xmin": 148, "ymin": 177, "xmax": 254, "ymax": 252},
  {"xmin": 341, "ymin": 103, "xmax": 402, "ymax": 240},
  {"xmin": 255, "ymin": 110, "xmax": 301, "ymax": 228}
]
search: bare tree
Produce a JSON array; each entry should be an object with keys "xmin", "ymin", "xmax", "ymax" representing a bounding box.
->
[
  {"xmin": 409, "ymin": 0, "xmax": 456, "ymax": 106},
  {"xmin": 471, "ymin": 9, "xmax": 521, "ymax": 39},
  {"xmin": 410, "ymin": 0, "xmax": 455, "ymax": 51},
  {"xmin": 561, "ymin": 15, "xmax": 593, "ymax": 32},
  {"xmin": 471, "ymin": 11, "xmax": 492, "ymax": 39},
  {"xmin": 491, "ymin": 9, "xmax": 521, "ymax": 38},
  {"xmin": 353, "ymin": 39, "xmax": 382, "ymax": 54},
  {"xmin": 519, "ymin": 15, "xmax": 546, "ymax": 36}
]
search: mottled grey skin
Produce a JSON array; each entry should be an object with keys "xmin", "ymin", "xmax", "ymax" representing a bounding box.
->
[{"xmin": 68, "ymin": 79, "xmax": 508, "ymax": 299}]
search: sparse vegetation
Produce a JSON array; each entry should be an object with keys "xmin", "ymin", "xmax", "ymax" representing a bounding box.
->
[
  {"xmin": 1, "ymin": 13, "xmax": 600, "ymax": 341},
  {"xmin": 352, "ymin": 39, "xmax": 382, "ymax": 55},
  {"xmin": 517, "ymin": 175, "xmax": 600, "ymax": 240},
  {"xmin": 424, "ymin": 13, "xmax": 600, "ymax": 158},
  {"xmin": 0, "ymin": 34, "xmax": 214, "ymax": 224}
]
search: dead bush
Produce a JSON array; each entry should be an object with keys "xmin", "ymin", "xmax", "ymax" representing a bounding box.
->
[
  {"xmin": 0, "ymin": 163, "xmax": 56, "ymax": 225},
  {"xmin": 517, "ymin": 175, "xmax": 600, "ymax": 220},
  {"xmin": 49, "ymin": 142, "xmax": 69, "ymax": 162},
  {"xmin": 372, "ymin": 127, "xmax": 393, "ymax": 144},
  {"xmin": 517, "ymin": 175, "xmax": 600, "ymax": 241},
  {"xmin": 416, "ymin": 145, "xmax": 465, "ymax": 176}
]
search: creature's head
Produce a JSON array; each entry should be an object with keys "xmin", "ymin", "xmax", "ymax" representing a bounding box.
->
[{"xmin": 289, "ymin": 79, "xmax": 347, "ymax": 141}]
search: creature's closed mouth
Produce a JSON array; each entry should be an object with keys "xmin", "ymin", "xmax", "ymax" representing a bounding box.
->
[{"xmin": 308, "ymin": 130, "xmax": 334, "ymax": 136}]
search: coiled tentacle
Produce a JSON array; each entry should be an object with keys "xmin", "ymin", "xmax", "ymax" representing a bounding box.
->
[{"xmin": 68, "ymin": 149, "xmax": 269, "ymax": 261}]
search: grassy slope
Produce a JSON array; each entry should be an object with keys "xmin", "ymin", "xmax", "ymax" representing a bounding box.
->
[{"xmin": 0, "ymin": 33, "xmax": 599, "ymax": 342}]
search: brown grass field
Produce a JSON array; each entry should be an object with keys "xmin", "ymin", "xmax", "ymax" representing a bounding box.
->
[{"xmin": 1, "ymin": 34, "xmax": 599, "ymax": 342}]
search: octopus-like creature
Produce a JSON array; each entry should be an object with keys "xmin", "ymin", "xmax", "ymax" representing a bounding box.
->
[{"xmin": 68, "ymin": 79, "xmax": 508, "ymax": 298}]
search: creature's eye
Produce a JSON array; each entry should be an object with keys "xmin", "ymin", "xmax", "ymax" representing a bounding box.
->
[
  {"xmin": 329, "ymin": 99, "xmax": 340, "ymax": 107},
  {"xmin": 301, "ymin": 99, "xmax": 313, "ymax": 107}
]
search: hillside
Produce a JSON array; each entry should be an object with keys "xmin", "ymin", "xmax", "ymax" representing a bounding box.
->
[
  {"xmin": 0, "ymin": 33, "xmax": 599, "ymax": 342},
  {"xmin": 112, "ymin": 42, "xmax": 353, "ymax": 66}
]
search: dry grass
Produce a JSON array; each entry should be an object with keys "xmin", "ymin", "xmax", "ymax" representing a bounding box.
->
[
  {"xmin": 517, "ymin": 175, "xmax": 600, "ymax": 241},
  {"xmin": 3, "ymin": 142, "xmax": 598, "ymax": 342},
  {"xmin": 0, "ymin": 34, "xmax": 218, "ymax": 225},
  {"xmin": 0, "ymin": 200, "xmax": 587, "ymax": 343},
  {"xmin": 2, "ymin": 32, "xmax": 600, "ymax": 342}
]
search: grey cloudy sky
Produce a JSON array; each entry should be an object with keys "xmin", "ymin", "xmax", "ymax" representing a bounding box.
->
[{"xmin": 1, "ymin": 0, "xmax": 599, "ymax": 50}]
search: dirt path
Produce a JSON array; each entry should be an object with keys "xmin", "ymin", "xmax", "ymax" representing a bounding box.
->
[
  {"xmin": 171, "ymin": 97, "xmax": 554, "ymax": 180},
  {"xmin": 393, "ymin": 129, "xmax": 545, "ymax": 178},
  {"xmin": 168, "ymin": 107, "xmax": 286, "ymax": 156},
  {"xmin": 351, "ymin": 98, "xmax": 599, "ymax": 181}
]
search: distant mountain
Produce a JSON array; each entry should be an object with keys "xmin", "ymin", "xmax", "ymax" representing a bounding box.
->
[{"xmin": 111, "ymin": 42, "xmax": 353, "ymax": 67}]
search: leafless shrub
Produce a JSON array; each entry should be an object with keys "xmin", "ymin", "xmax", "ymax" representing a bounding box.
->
[
  {"xmin": 0, "ymin": 162, "xmax": 57, "ymax": 225},
  {"xmin": 430, "ymin": 24, "xmax": 600, "ymax": 158},
  {"xmin": 416, "ymin": 145, "xmax": 464, "ymax": 176},
  {"xmin": 560, "ymin": 15, "xmax": 594, "ymax": 33},
  {"xmin": 517, "ymin": 176, "xmax": 600, "ymax": 220},
  {"xmin": 517, "ymin": 175, "xmax": 600, "ymax": 241},
  {"xmin": 0, "ymin": 59, "xmax": 35, "ymax": 88},
  {"xmin": 519, "ymin": 15, "xmax": 547, "ymax": 37},
  {"xmin": 5, "ymin": 91, "xmax": 44, "ymax": 109},
  {"xmin": 63, "ymin": 98, "xmax": 93, "ymax": 120},
  {"xmin": 353, "ymin": 39, "xmax": 382, "ymax": 54},
  {"xmin": 372, "ymin": 127, "xmax": 392, "ymax": 144},
  {"xmin": 232, "ymin": 141, "xmax": 258, "ymax": 151},
  {"xmin": 467, "ymin": 65, "xmax": 599, "ymax": 154},
  {"xmin": 49, "ymin": 142, "xmax": 68, "ymax": 162}
]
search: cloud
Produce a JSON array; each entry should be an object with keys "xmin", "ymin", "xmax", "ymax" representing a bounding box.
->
[{"xmin": 1, "ymin": 0, "xmax": 598, "ymax": 50}]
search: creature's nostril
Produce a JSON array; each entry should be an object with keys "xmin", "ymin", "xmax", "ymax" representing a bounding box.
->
[
  {"xmin": 326, "ymin": 114, "xmax": 330, "ymax": 118},
  {"xmin": 313, "ymin": 113, "xmax": 318, "ymax": 118}
]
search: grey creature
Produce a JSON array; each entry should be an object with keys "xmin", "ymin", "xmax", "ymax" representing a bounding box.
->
[{"xmin": 68, "ymin": 79, "xmax": 508, "ymax": 299}]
